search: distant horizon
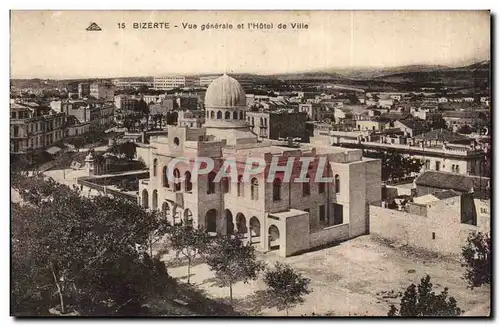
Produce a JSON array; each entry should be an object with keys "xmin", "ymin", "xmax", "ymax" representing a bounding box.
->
[
  {"xmin": 10, "ymin": 58, "xmax": 490, "ymax": 80},
  {"xmin": 11, "ymin": 11, "xmax": 490, "ymax": 80}
]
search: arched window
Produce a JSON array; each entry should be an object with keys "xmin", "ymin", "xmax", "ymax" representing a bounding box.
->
[
  {"xmin": 251, "ymin": 178, "xmax": 259, "ymax": 200},
  {"xmin": 335, "ymin": 174, "xmax": 340, "ymax": 193},
  {"xmin": 142, "ymin": 189, "xmax": 149, "ymax": 208},
  {"xmin": 217, "ymin": 111, "xmax": 222, "ymax": 120},
  {"xmin": 221, "ymin": 177, "xmax": 229, "ymax": 194},
  {"xmin": 233, "ymin": 111, "xmax": 238, "ymax": 120},
  {"xmin": 273, "ymin": 178, "xmax": 282, "ymax": 201},
  {"xmin": 210, "ymin": 111, "xmax": 215, "ymax": 119},
  {"xmin": 162, "ymin": 166, "xmax": 169, "ymax": 188},
  {"xmin": 185, "ymin": 171, "xmax": 192, "ymax": 192},
  {"xmin": 303, "ymin": 174, "xmax": 311, "ymax": 196},
  {"xmin": 260, "ymin": 117, "xmax": 264, "ymax": 125},
  {"xmin": 174, "ymin": 168, "xmax": 181, "ymax": 192},
  {"xmin": 225, "ymin": 111, "xmax": 231, "ymax": 119},
  {"xmin": 319, "ymin": 181, "xmax": 325, "ymax": 194},
  {"xmin": 206, "ymin": 111, "xmax": 209, "ymax": 119},
  {"xmin": 240, "ymin": 111, "xmax": 244, "ymax": 120},
  {"xmin": 207, "ymin": 172, "xmax": 216, "ymax": 194},
  {"xmin": 162, "ymin": 202, "xmax": 170, "ymax": 220},
  {"xmin": 237, "ymin": 175, "xmax": 244, "ymax": 197},
  {"xmin": 152, "ymin": 189, "xmax": 158, "ymax": 210},
  {"xmin": 184, "ymin": 209, "xmax": 193, "ymax": 227},
  {"xmin": 456, "ymin": 165, "xmax": 460, "ymax": 174},
  {"xmin": 153, "ymin": 158, "xmax": 158, "ymax": 177}
]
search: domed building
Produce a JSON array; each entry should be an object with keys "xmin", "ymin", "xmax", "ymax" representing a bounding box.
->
[{"xmin": 137, "ymin": 74, "xmax": 381, "ymax": 257}]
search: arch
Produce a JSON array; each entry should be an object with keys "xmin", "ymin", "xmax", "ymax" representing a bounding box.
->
[
  {"xmin": 216, "ymin": 110, "xmax": 222, "ymax": 120},
  {"xmin": 207, "ymin": 171, "xmax": 216, "ymax": 194},
  {"xmin": 335, "ymin": 174, "xmax": 340, "ymax": 193},
  {"xmin": 273, "ymin": 177, "xmax": 282, "ymax": 201},
  {"xmin": 224, "ymin": 209, "xmax": 234, "ymax": 235},
  {"xmin": 174, "ymin": 168, "xmax": 181, "ymax": 191},
  {"xmin": 184, "ymin": 209, "xmax": 193, "ymax": 227},
  {"xmin": 152, "ymin": 189, "xmax": 158, "ymax": 210},
  {"xmin": 162, "ymin": 202, "xmax": 170, "ymax": 220},
  {"xmin": 303, "ymin": 174, "xmax": 311, "ymax": 196},
  {"xmin": 225, "ymin": 111, "xmax": 231, "ymax": 119},
  {"xmin": 210, "ymin": 111, "xmax": 215, "ymax": 119},
  {"xmin": 236, "ymin": 213, "xmax": 247, "ymax": 235},
  {"xmin": 153, "ymin": 158, "xmax": 158, "ymax": 177},
  {"xmin": 162, "ymin": 166, "xmax": 169, "ymax": 188},
  {"xmin": 205, "ymin": 209, "xmax": 217, "ymax": 233},
  {"xmin": 184, "ymin": 171, "xmax": 192, "ymax": 192},
  {"xmin": 268, "ymin": 225, "xmax": 280, "ymax": 250},
  {"xmin": 141, "ymin": 189, "xmax": 149, "ymax": 208},
  {"xmin": 249, "ymin": 216, "xmax": 261, "ymax": 237},
  {"xmin": 251, "ymin": 177, "xmax": 259, "ymax": 200},
  {"xmin": 233, "ymin": 111, "xmax": 238, "ymax": 120},
  {"xmin": 240, "ymin": 111, "xmax": 244, "ymax": 120},
  {"xmin": 237, "ymin": 174, "xmax": 244, "ymax": 197}
]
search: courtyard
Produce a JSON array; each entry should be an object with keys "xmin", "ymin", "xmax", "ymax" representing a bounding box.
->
[{"xmin": 163, "ymin": 235, "xmax": 490, "ymax": 316}]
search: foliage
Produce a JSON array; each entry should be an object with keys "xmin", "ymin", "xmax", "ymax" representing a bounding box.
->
[
  {"xmin": 461, "ymin": 232, "xmax": 491, "ymax": 289},
  {"xmin": 364, "ymin": 150, "xmax": 423, "ymax": 181},
  {"xmin": 203, "ymin": 235, "xmax": 265, "ymax": 304},
  {"xmin": 388, "ymin": 275, "xmax": 462, "ymax": 316},
  {"xmin": 108, "ymin": 142, "xmax": 137, "ymax": 161},
  {"xmin": 11, "ymin": 174, "xmax": 172, "ymax": 316},
  {"xmin": 420, "ymin": 114, "xmax": 448, "ymax": 132},
  {"xmin": 168, "ymin": 225, "xmax": 211, "ymax": 284},
  {"xmin": 263, "ymin": 262, "xmax": 311, "ymax": 315}
]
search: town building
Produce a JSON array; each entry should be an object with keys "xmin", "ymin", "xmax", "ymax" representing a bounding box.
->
[
  {"xmin": 200, "ymin": 75, "xmax": 222, "ymax": 87},
  {"xmin": 10, "ymin": 101, "xmax": 66, "ymax": 154},
  {"xmin": 114, "ymin": 95, "xmax": 138, "ymax": 111},
  {"xmin": 138, "ymin": 74, "xmax": 382, "ymax": 257},
  {"xmin": 90, "ymin": 82, "xmax": 115, "ymax": 101},
  {"xmin": 246, "ymin": 110, "xmax": 308, "ymax": 141},
  {"xmin": 153, "ymin": 76, "xmax": 187, "ymax": 90},
  {"xmin": 78, "ymin": 83, "xmax": 90, "ymax": 99},
  {"xmin": 178, "ymin": 110, "xmax": 205, "ymax": 128}
]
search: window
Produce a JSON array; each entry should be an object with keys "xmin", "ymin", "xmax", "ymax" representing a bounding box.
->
[
  {"xmin": 303, "ymin": 174, "xmax": 311, "ymax": 196},
  {"xmin": 273, "ymin": 178, "xmax": 282, "ymax": 201},
  {"xmin": 425, "ymin": 160, "xmax": 430, "ymax": 170},
  {"xmin": 162, "ymin": 166, "xmax": 169, "ymax": 188},
  {"xmin": 153, "ymin": 158, "xmax": 158, "ymax": 177},
  {"xmin": 206, "ymin": 111, "xmax": 209, "ymax": 119},
  {"xmin": 185, "ymin": 171, "xmax": 192, "ymax": 192},
  {"xmin": 240, "ymin": 111, "xmax": 244, "ymax": 120},
  {"xmin": 319, "ymin": 205, "xmax": 326, "ymax": 222},
  {"xmin": 432, "ymin": 232, "xmax": 436, "ymax": 240},
  {"xmin": 173, "ymin": 137, "xmax": 180, "ymax": 146},
  {"xmin": 217, "ymin": 111, "xmax": 222, "ymax": 119},
  {"xmin": 210, "ymin": 111, "xmax": 215, "ymax": 119},
  {"xmin": 237, "ymin": 175, "xmax": 244, "ymax": 197},
  {"xmin": 319, "ymin": 182, "xmax": 325, "ymax": 194},
  {"xmin": 251, "ymin": 178, "xmax": 259, "ymax": 200},
  {"xmin": 333, "ymin": 203, "xmax": 343, "ymax": 225},
  {"xmin": 233, "ymin": 111, "xmax": 238, "ymax": 120},
  {"xmin": 225, "ymin": 111, "xmax": 231, "ymax": 119},
  {"xmin": 334, "ymin": 174, "xmax": 340, "ymax": 194},
  {"xmin": 435, "ymin": 161, "xmax": 441, "ymax": 171},
  {"xmin": 207, "ymin": 172, "xmax": 216, "ymax": 194},
  {"xmin": 456, "ymin": 165, "xmax": 460, "ymax": 174},
  {"xmin": 174, "ymin": 169, "xmax": 181, "ymax": 191},
  {"xmin": 221, "ymin": 177, "xmax": 229, "ymax": 194}
]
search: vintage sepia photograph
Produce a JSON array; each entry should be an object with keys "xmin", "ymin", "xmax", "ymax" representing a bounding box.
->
[{"xmin": 10, "ymin": 10, "xmax": 491, "ymax": 317}]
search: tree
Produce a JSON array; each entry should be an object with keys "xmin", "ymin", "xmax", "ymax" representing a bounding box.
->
[
  {"xmin": 11, "ymin": 174, "xmax": 173, "ymax": 316},
  {"xmin": 263, "ymin": 262, "xmax": 311, "ymax": 316},
  {"xmin": 461, "ymin": 232, "xmax": 491, "ymax": 289},
  {"xmin": 364, "ymin": 150, "xmax": 423, "ymax": 181},
  {"xmin": 53, "ymin": 152, "xmax": 74, "ymax": 179},
  {"xmin": 168, "ymin": 225, "xmax": 211, "ymax": 284},
  {"xmin": 203, "ymin": 235, "xmax": 265, "ymax": 305},
  {"xmin": 388, "ymin": 275, "xmax": 462, "ymax": 316}
]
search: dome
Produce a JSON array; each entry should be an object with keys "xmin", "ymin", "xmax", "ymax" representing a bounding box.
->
[{"xmin": 204, "ymin": 74, "xmax": 246, "ymax": 108}]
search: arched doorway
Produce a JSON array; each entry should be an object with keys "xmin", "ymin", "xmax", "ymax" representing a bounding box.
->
[
  {"xmin": 249, "ymin": 216, "xmax": 261, "ymax": 244},
  {"xmin": 236, "ymin": 213, "xmax": 247, "ymax": 238},
  {"xmin": 152, "ymin": 189, "xmax": 158, "ymax": 210},
  {"xmin": 205, "ymin": 209, "xmax": 217, "ymax": 233},
  {"xmin": 141, "ymin": 189, "xmax": 149, "ymax": 209},
  {"xmin": 184, "ymin": 209, "xmax": 194, "ymax": 227},
  {"xmin": 268, "ymin": 225, "xmax": 280, "ymax": 251},
  {"xmin": 223, "ymin": 209, "xmax": 234, "ymax": 235}
]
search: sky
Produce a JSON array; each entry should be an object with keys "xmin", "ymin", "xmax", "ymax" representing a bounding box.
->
[{"xmin": 10, "ymin": 10, "xmax": 491, "ymax": 79}]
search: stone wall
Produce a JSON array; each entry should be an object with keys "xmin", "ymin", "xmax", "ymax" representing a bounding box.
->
[{"xmin": 309, "ymin": 223, "xmax": 350, "ymax": 248}]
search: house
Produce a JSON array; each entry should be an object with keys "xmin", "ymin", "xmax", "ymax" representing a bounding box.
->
[{"xmin": 393, "ymin": 118, "xmax": 426, "ymax": 137}]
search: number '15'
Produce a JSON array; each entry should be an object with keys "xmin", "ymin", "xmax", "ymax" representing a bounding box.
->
[{"xmin": 118, "ymin": 23, "xmax": 125, "ymax": 29}]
